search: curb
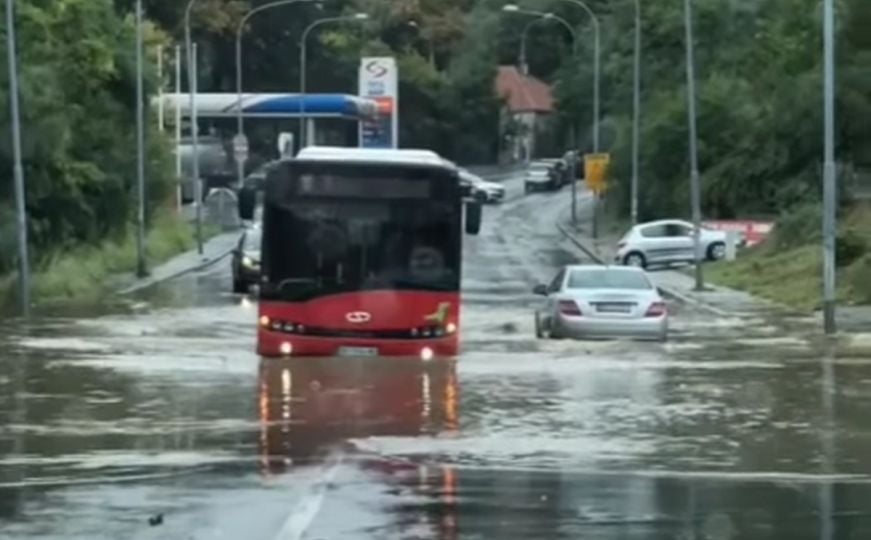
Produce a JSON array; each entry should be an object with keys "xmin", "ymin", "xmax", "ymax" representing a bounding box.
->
[
  {"xmin": 555, "ymin": 221, "xmax": 731, "ymax": 317},
  {"xmin": 118, "ymin": 245, "xmax": 235, "ymax": 296}
]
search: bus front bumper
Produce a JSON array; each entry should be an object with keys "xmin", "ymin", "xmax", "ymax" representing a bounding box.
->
[{"xmin": 257, "ymin": 331, "xmax": 459, "ymax": 359}]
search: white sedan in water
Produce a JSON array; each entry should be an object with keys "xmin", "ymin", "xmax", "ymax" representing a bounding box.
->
[
  {"xmin": 459, "ymin": 168, "xmax": 505, "ymax": 204},
  {"xmin": 533, "ymin": 265, "xmax": 668, "ymax": 341}
]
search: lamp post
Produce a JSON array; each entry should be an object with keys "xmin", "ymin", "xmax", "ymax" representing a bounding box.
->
[
  {"xmin": 553, "ymin": 0, "xmax": 600, "ymax": 153},
  {"xmin": 135, "ymin": 0, "xmax": 146, "ymax": 278},
  {"xmin": 300, "ymin": 12, "xmax": 369, "ymax": 147},
  {"xmin": 503, "ymin": 5, "xmax": 581, "ymax": 225},
  {"xmin": 183, "ymin": 0, "xmax": 203, "ymax": 254},
  {"xmin": 631, "ymin": 0, "xmax": 641, "ymax": 225},
  {"xmin": 683, "ymin": 0, "xmax": 704, "ymax": 290},
  {"xmin": 5, "ymin": 0, "xmax": 30, "ymax": 316},
  {"xmin": 822, "ymin": 0, "xmax": 837, "ymax": 334},
  {"xmin": 235, "ymin": 0, "xmax": 315, "ymax": 193}
]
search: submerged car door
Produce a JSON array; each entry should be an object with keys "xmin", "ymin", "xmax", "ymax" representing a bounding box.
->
[{"xmin": 664, "ymin": 222, "xmax": 695, "ymax": 263}]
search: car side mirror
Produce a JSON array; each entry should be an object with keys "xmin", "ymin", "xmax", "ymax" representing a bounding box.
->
[
  {"xmin": 656, "ymin": 286, "xmax": 666, "ymax": 296},
  {"xmin": 238, "ymin": 186, "xmax": 256, "ymax": 221},
  {"xmin": 533, "ymin": 284, "xmax": 548, "ymax": 296},
  {"xmin": 465, "ymin": 201, "xmax": 482, "ymax": 235}
]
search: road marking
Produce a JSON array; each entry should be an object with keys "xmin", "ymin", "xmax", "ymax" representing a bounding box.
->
[{"xmin": 273, "ymin": 455, "xmax": 343, "ymax": 540}]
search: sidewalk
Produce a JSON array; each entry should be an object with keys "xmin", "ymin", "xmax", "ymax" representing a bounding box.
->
[
  {"xmin": 117, "ymin": 231, "xmax": 240, "ymax": 295},
  {"xmin": 556, "ymin": 217, "xmax": 781, "ymax": 318}
]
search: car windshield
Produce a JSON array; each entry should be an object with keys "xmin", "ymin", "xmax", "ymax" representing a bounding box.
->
[{"xmin": 567, "ymin": 269, "xmax": 652, "ymax": 290}]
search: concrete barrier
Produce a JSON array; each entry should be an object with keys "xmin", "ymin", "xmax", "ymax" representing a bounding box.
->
[{"xmin": 204, "ymin": 188, "xmax": 240, "ymax": 231}]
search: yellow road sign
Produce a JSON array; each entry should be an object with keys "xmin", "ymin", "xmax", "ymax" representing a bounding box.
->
[{"xmin": 584, "ymin": 153, "xmax": 610, "ymax": 194}]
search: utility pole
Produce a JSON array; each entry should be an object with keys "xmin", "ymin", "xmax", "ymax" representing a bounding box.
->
[
  {"xmin": 683, "ymin": 0, "xmax": 703, "ymax": 290},
  {"xmin": 174, "ymin": 44, "xmax": 183, "ymax": 212},
  {"xmin": 822, "ymin": 0, "xmax": 837, "ymax": 334},
  {"xmin": 5, "ymin": 0, "xmax": 30, "ymax": 316},
  {"xmin": 630, "ymin": 0, "xmax": 641, "ymax": 225},
  {"xmin": 184, "ymin": 0, "xmax": 203, "ymax": 254},
  {"xmin": 135, "ymin": 0, "xmax": 147, "ymax": 278}
]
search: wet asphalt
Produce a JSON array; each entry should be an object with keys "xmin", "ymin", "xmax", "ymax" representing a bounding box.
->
[{"xmin": 1, "ymin": 176, "xmax": 870, "ymax": 539}]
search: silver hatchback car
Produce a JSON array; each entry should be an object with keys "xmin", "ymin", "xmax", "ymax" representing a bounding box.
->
[
  {"xmin": 533, "ymin": 265, "xmax": 668, "ymax": 341},
  {"xmin": 613, "ymin": 219, "xmax": 729, "ymax": 268}
]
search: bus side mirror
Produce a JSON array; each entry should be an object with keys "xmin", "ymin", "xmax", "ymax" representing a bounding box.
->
[
  {"xmin": 465, "ymin": 201, "xmax": 482, "ymax": 235},
  {"xmin": 238, "ymin": 187, "xmax": 255, "ymax": 221}
]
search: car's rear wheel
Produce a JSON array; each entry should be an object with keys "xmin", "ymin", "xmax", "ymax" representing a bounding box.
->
[
  {"xmin": 623, "ymin": 251, "xmax": 647, "ymax": 268},
  {"xmin": 707, "ymin": 241, "xmax": 726, "ymax": 261}
]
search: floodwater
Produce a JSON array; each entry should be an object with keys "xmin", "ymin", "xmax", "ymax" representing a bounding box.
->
[{"xmin": 1, "ymin": 176, "xmax": 869, "ymax": 539}]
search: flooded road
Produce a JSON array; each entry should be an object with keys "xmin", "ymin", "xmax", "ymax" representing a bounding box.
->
[{"xmin": 2, "ymin": 176, "xmax": 870, "ymax": 539}]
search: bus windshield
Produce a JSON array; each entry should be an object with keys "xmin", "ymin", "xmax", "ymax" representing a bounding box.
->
[{"xmin": 261, "ymin": 198, "xmax": 460, "ymax": 302}]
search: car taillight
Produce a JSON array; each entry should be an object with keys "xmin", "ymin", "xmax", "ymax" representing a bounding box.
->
[
  {"xmin": 645, "ymin": 302, "xmax": 667, "ymax": 317},
  {"xmin": 558, "ymin": 300, "xmax": 582, "ymax": 316}
]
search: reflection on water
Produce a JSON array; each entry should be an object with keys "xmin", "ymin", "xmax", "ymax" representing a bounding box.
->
[{"xmin": 258, "ymin": 357, "xmax": 458, "ymax": 474}]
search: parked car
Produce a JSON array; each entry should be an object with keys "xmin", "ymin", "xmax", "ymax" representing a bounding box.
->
[
  {"xmin": 614, "ymin": 219, "xmax": 728, "ymax": 268},
  {"xmin": 459, "ymin": 168, "xmax": 505, "ymax": 204},
  {"xmin": 231, "ymin": 225, "xmax": 262, "ymax": 294},
  {"xmin": 524, "ymin": 161, "xmax": 557, "ymax": 193},
  {"xmin": 533, "ymin": 265, "xmax": 668, "ymax": 341}
]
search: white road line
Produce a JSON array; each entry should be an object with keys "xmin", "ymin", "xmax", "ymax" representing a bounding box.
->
[{"xmin": 273, "ymin": 455, "xmax": 343, "ymax": 540}]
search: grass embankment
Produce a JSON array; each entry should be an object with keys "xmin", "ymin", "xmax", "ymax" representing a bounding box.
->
[
  {"xmin": 707, "ymin": 204, "xmax": 871, "ymax": 311},
  {"xmin": 2, "ymin": 210, "xmax": 204, "ymax": 310}
]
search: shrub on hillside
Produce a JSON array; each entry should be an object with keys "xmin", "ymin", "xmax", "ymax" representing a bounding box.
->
[{"xmin": 768, "ymin": 205, "xmax": 822, "ymax": 251}]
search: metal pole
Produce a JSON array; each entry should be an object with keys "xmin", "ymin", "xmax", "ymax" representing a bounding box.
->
[
  {"xmin": 299, "ymin": 14, "xmax": 366, "ymax": 148},
  {"xmin": 135, "ymin": 0, "xmax": 147, "ymax": 278},
  {"xmin": 6, "ymin": 0, "xmax": 30, "ymax": 316},
  {"xmin": 556, "ymin": 0, "xmax": 600, "ymax": 153},
  {"xmin": 683, "ymin": 0, "xmax": 703, "ymax": 290},
  {"xmin": 592, "ymin": 21, "xmax": 600, "ymax": 152},
  {"xmin": 235, "ymin": 26, "xmax": 245, "ymax": 189},
  {"xmin": 630, "ymin": 0, "xmax": 641, "ymax": 225},
  {"xmin": 157, "ymin": 45, "xmax": 164, "ymax": 131},
  {"xmin": 174, "ymin": 45, "xmax": 182, "ymax": 213},
  {"xmin": 299, "ymin": 25, "xmax": 308, "ymax": 148},
  {"xmin": 184, "ymin": 0, "xmax": 202, "ymax": 254},
  {"xmin": 192, "ymin": 43, "xmax": 202, "ymax": 254},
  {"xmin": 822, "ymin": 0, "xmax": 837, "ymax": 334},
  {"xmin": 520, "ymin": 19, "xmax": 539, "ymax": 76},
  {"xmin": 236, "ymin": 1, "xmax": 314, "ymax": 182}
]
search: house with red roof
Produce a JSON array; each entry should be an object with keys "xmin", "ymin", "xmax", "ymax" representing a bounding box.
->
[{"xmin": 495, "ymin": 66, "xmax": 555, "ymax": 163}]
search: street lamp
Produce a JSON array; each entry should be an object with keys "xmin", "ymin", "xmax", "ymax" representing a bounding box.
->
[
  {"xmin": 552, "ymin": 0, "xmax": 600, "ymax": 154},
  {"xmin": 683, "ymin": 0, "xmax": 704, "ymax": 291},
  {"xmin": 135, "ymin": 0, "xmax": 146, "ymax": 278},
  {"xmin": 631, "ymin": 0, "xmax": 641, "ymax": 225},
  {"xmin": 822, "ymin": 0, "xmax": 837, "ymax": 333},
  {"xmin": 299, "ymin": 12, "xmax": 369, "ymax": 147},
  {"xmin": 5, "ymin": 0, "xmax": 30, "ymax": 316},
  {"xmin": 235, "ymin": 0, "xmax": 315, "ymax": 189},
  {"xmin": 184, "ymin": 0, "xmax": 203, "ymax": 254},
  {"xmin": 503, "ymin": 7, "xmax": 581, "ymax": 224}
]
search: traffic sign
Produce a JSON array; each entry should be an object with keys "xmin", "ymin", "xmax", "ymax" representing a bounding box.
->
[
  {"xmin": 233, "ymin": 133, "xmax": 249, "ymax": 163},
  {"xmin": 584, "ymin": 153, "xmax": 610, "ymax": 194}
]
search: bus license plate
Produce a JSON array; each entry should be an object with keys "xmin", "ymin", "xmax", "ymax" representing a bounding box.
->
[{"xmin": 337, "ymin": 346, "xmax": 378, "ymax": 357}]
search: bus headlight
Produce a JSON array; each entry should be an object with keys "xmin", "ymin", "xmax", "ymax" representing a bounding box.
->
[
  {"xmin": 420, "ymin": 347, "xmax": 434, "ymax": 361},
  {"xmin": 259, "ymin": 315, "xmax": 270, "ymax": 328},
  {"xmin": 446, "ymin": 322, "xmax": 457, "ymax": 334},
  {"xmin": 279, "ymin": 342, "xmax": 293, "ymax": 356}
]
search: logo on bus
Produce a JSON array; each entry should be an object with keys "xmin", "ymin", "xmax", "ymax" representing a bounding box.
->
[{"xmin": 345, "ymin": 311, "xmax": 372, "ymax": 324}]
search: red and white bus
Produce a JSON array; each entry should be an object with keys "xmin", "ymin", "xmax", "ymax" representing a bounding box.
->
[{"xmin": 240, "ymin": 147, "xmax": 482, "ymax": 359}]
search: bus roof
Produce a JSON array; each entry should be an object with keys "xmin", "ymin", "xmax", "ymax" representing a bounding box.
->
[{"xmin": 295, "ymin": 146, "xmax": 457, "ymax": 171}]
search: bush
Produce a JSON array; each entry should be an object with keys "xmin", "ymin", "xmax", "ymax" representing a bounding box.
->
[
  {"xmin": 845, "ymin": 254, "xmax": 871, "ymax": 304},
  {"xmin": 837, "ymin": 228, "xmax": 868, "ymax": 267},
  {"xmin": 769, "ymin": 204, "xmax": 822, "ymax": 252}
]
